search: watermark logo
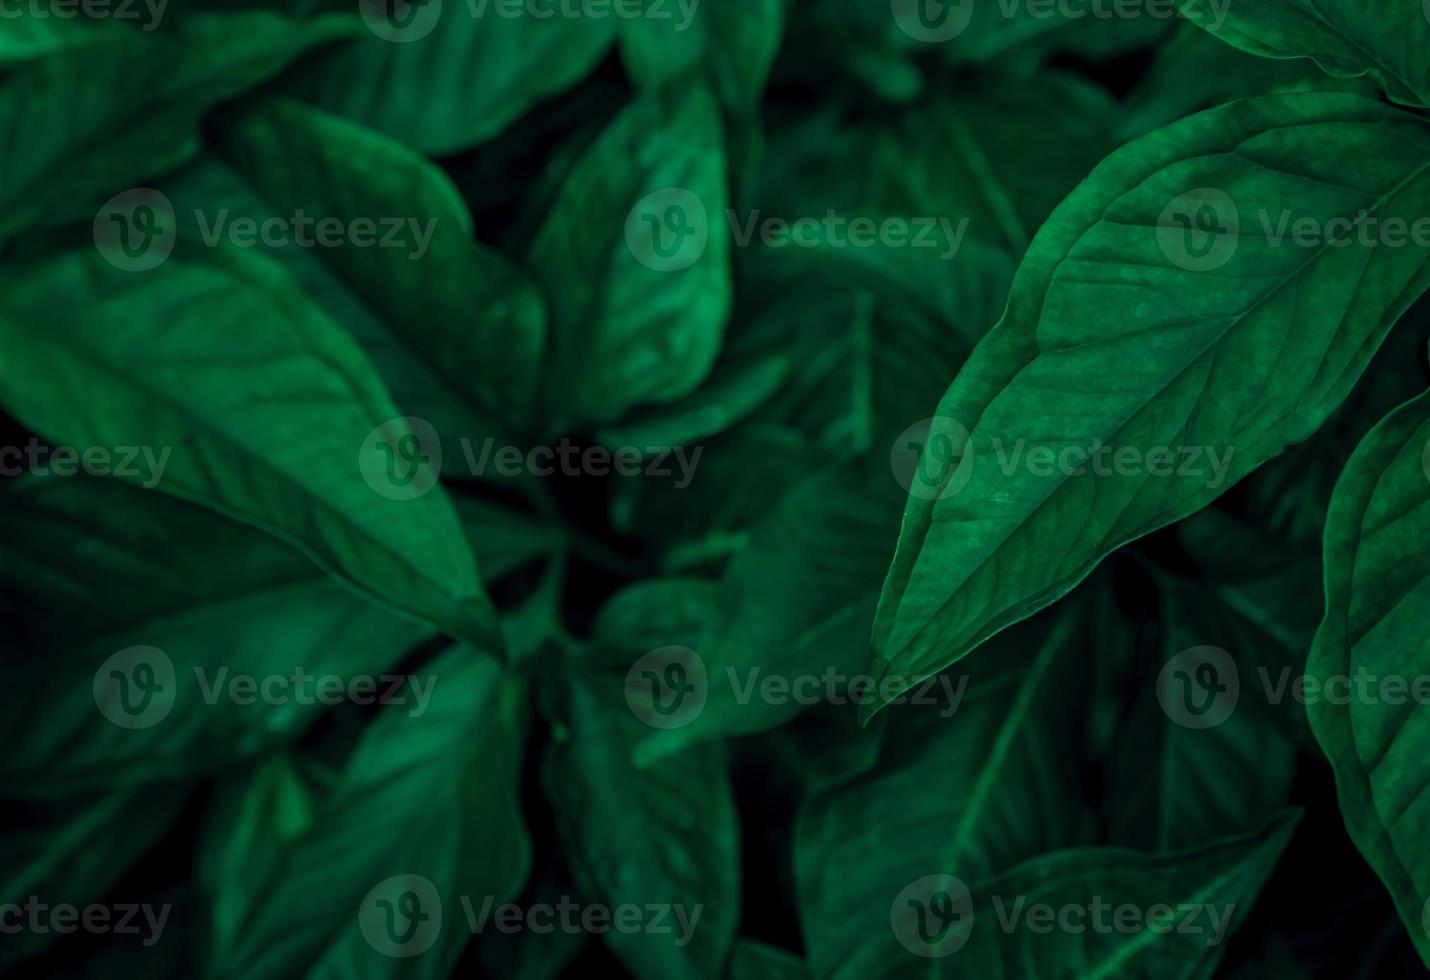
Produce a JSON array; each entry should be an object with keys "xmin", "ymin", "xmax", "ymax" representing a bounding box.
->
[
  {"xmin": 1157, "ymin": 188, "xmax": 1238, "ymax": 272},
  {"xmin": 0, "ymin": 440, "xmax": 171, "ymax": 487},
  {"xmin": 1261, "ymin": 666, "xmax": 1430, "ymax": 708},
  {"xmin": 359, "ymin": 0, "xmax": 443, "ymax": 41},
  {"xmin": 462, "ymin": 895, "xmax": 701, "ymax": 942},
  {"xmin": 728, "ymin": 210, "xmax": 969, "ymax": 260},
  {"xmin": 990, "ymin": 894, "xmax": 1235, "ymax": 946},
  {"xmin": 0, "ymin": 0, "xmax": 170, "ymax": 31},
  {"xmin": 625, "ymin": 187, "xmax": 709, "ymax": 272},
  {"xmin": 1253, "ymin": 209, "xmax": 1430, "ymax": 250},
  {"xmin": 0, "ymin": 897, "xmax": 171, "ymax": 946},
  {"xmin": 360, "ymin": 875, "xmax": 443, "ymax": 957},
  {"xmin": 991, "ymin": 438, "xmax": 1235, "ymax": 490},
  {"xmin": 93, "ymin": 646, "xmax": 176, "ymax": 729},
  {"xmin": 626, "ymin": 646, "xmax": 708, "ymax": 729},
  {"xmin": 891, "ymin": 417, "xmax": 974, "ymax": 501},
  {"xmin": 891, "ymin": 0, "xmax": 974, "ymax": 42},
  {"xmin": 891, "ymin": 874, "xmax": 973, "ymax": 957},
  {"xmin": 459, "ymin": 436, "xmax": 702, "ymax": 487},
  {"xmin": 1157, "ymin": 646, "xmax": 1239, "ymax": 729},
  {"xmin": 93, "ymin": 189, "xmax": 176, "ymax": 272},
  {"xmin": 360, "ymin": 417, "xmax": 443, "ymax": 500}
]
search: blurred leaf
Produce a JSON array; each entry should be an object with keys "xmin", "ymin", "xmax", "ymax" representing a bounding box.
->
[
  {"xmin": 0, "ymin": 12, "xmax": 355, "ymax": 243},
  {"xmin": 619, "ymin": 0, "xmax": 786, "ymax": 114},
  {"xmin": 529, "ymin": 83, "xmax": 731, "ymax": 429},
  {"xmin": 0, "ymin": 785, "xmax": 190, "ymax": 969},
  {"xmin": 288, "ymin": 1, "xmax": 614, "ymax": 155}
]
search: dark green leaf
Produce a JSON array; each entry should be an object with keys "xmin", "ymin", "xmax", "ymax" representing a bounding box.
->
[{"xmin": 869, "ymin": 92, "xmax": 1430, "ymax": 720}]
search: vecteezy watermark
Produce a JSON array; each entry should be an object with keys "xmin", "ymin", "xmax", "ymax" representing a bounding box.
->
[
  {"xmin": 457, "ymin": 438, "xmax": 701, "ymax": 488},
  {"xmin": 1260, "ymin": 666, "xmax": 1430, "ymax": 709},
  {"xmin": 93, "ymin": 189, "xmax": 439, "ymax": 270},
  {"xmin": 626, "ymin": 646, "xmax": 709, "ymax": 729},
  {"xmin": 1156, "ymin": 646, "xmax": 1239, "ymax": 729},
  {"xmin": 986, "ymin": 894, "xmax": 1236, "ymax": 947},
  {"xmin": 891, "ymin": 873, "xmax": 1237, "ymax": 957},
  {"xmin": 93, "ymin": 647, "xmax": 177, "ymax": 729},
  {"xmin": 624, "ymin": 188, "xmax": 970, "ymax": 272},
  {"xmin": 359, "ymin": 0, "xmax": 701, "ymax": 43},
  {"xmin": 726, "ymin": 210, "xmax": 970, "ymax": 261},
  {"xmin": 188, "ymin": 210, "xmax": 437, "ymax": 260},
  {"xmin": 890, "ymin": 417, "xmax": 975, "ymax": 501},
  {"xmin": 1157, "ymin": 188, "xmax": 1240, "ymax": 272},
  {"xmin": 891, "ymin": 0, "xmax": 1231, "ymax": 43},
  {"xmin": 360, "ymin": 876, "xmax": 443, "ymax": 958},
  {"xmin": 990, "ymin": 438, "xmax": 1236, "ymax": 490},
  {"xmin": 93, "ymin": 646, "xmax": 439, "ymax": 730},
  {"xmin": 357, "ymin": 874, "xmax": 702, "ymax": 958},
  {"xmin": 624, "ymin": 648, "xmax": 970, "ymax": 729},
  {"xmin": 0, "ymin": 439, "xmax": 171, "ymax": 488},
  {"xmin": 461, "ymin": 895, "xmax": 701, "ymax": 945},
  {"xmin": 889, "ymin": 418, "xmax": 1236, "ymax": 501},
  {"xmin": 358, "ymin": 417, "xmax": 703, "ymax": 500},
  {"xmin": 1253, "ymin": 209, "xmax": 1430, "ymax": 250},
  {"xmin": 0, "ymin": 897, "xmax": 171, "ymax": 947},
  {"xmin": 625, "ymin": 187, "xmax": 711, "ymax": 272},
  {"xmin": 94, "ymin": 188, "xmax": 177, "ymax": 272},
  {"xmin": 0, "ymin": 0, "xmax": 167, "ymax": 29},
  {"xmin": 1159, "ymin": 187, "xmax": 1430, "ymax": 272},
  {"xmin": 1156, "ymin": 648, "xmax": 1430, "ymax": 729},
  {"xmin": 891, "ymin": 875, "xmax": 974, "ymax": 957}
]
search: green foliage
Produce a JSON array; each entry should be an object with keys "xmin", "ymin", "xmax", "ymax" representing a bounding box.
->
[{"xmin": 2, "ymin": 1, "xmax": 1430, "ymax": 978}]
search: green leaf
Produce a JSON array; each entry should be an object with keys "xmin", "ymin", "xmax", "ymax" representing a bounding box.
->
[
  {"xmin": 1306, "ymin": 385, "xmax": 1430, "ymax": 968},
  {"xmin": 0, "ymin": 244, "xmax": 496, "ymax": 649},
  {"xmin": 595, "ymin": 347, "xmax": 791, "ymax": 453},
  {"xmin": 0, "ymin": 476, "xmax": 431, "ymax": 796},
  {"xmin": 0, "ymin": 12, "xmax": 355, "ymax": 244},
  {"xmin": 288, "ymin": 1, "xmax": 614, "ymax": 155},
  {"xmin": 158, "ymin": 155, "xmax": 496, "ymax": 451},
  {"xmin": 1181, "ymin": 0, "xmax": 1430, "ymax": 108},
  {"xmin": 542, "ymin": 661, "xmax": 740, "ymax": 980},
  {"xmin": 618, "ymin": 0, "xmax": 786, "ymax": 114},
  {"xmin": 795, "ymin": 610, "xmax": 1091, "ymax": 980},
  {"xmin": 219, "ymin": 97, "xmax": 548, "ymax": 434},
  {"xmin": 899, "ymin": 811, "xmax": 1301, "ymax": 979},
  {"xmin": 208, "ymin": 649, "xmax": 530, "ymax": 980},
  {"xmin": 868, "ymin": 92, "xmax": 1430, "ymax": 720},
  {"xmin": 529, "ymin": 84, "xmax": 731, "ymax": 429},
  {"xmin": 1118, "ymin": 22, "xmax": 1373, "ymax": 142}
]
